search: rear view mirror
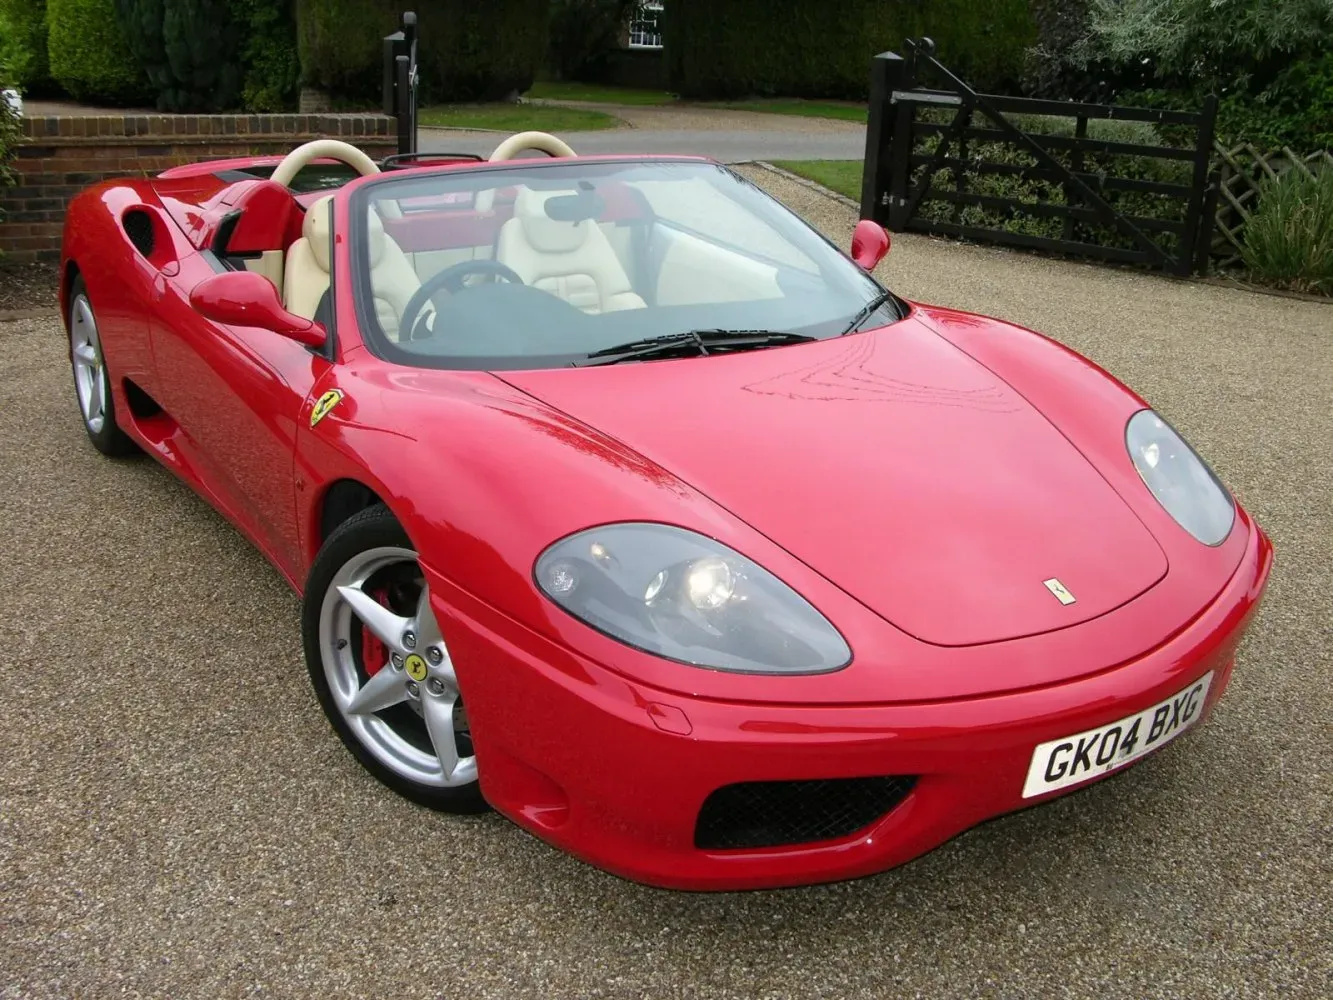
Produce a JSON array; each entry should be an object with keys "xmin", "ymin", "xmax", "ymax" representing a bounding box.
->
[
  {"xmin": 190, "ymin": 271, "xmax": 326, "ymax": 349},
  {"xmin": 851, "ymin": 220, "xmax": 890, "ymax": 270}
]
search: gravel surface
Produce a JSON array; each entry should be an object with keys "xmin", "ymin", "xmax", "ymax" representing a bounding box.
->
[
  {"xmin": 0, "ymin": 263, "xmax": 60, "ymax": 314},
  {"xmin": 1, "ymin": 172, "xmax": 1330, "ymax": 999}
]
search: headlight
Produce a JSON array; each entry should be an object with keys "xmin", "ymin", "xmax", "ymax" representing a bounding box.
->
[
  {"xmin": 1126, "ymin": 410, "xmax": 1234, "ymax": 545},
  {"xmin": 534, "ymin": 523, "xmax": 851, "ymax": 674}
]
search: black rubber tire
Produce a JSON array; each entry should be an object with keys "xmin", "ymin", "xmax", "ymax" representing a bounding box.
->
[
  {"xmin": 301, "ymin": 504, "xmax": 488, "ymax": 814},
  {"xmin": 68, "ymin": 276, "xmax": 139, "ymax": 457}
]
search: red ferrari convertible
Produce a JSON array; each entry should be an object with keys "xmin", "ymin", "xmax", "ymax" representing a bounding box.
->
[{"xmin": 60, "ymin": 131, "xmax": 1271, "ymax": 890}]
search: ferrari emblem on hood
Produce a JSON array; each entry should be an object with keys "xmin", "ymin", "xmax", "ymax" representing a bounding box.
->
[
  {"xmin": 310, "ymin": 389, "xmax": 344, "ymax": 427},
  {"xmin": 1043, "ymin": 578, "xmax": 1077, "ymax": 606}
]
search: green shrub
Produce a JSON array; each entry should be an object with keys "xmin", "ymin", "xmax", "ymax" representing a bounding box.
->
[
  {"xmin": 664, "ymin": 0, "xmax": 1035, "ymax": 100},
  {"xmin": 0, "ymin": 0, "xmax": 52, "ymax": 94},
  {"xmin": 1, "ymin": 57, "xmax": 21, "ymax": 238},
  {"xmin": 237, "ymin": 0, "xmax": 300, "ymax": 111},
  {"xmin": 297, "ymin": 0, "xmax": 548, "ymax": 103},
  {"xmin": 47, "ymin": 0, "xmax": 152, "ymax": 104},
  {"xmin": 113, "ymin": 0, "xmax": 243, "ymax": 111},
  {"xmin": 1241, "ymin": 167, "xmax": 1333, "ymax": 295}
]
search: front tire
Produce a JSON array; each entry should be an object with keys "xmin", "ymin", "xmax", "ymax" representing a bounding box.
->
[
  {"xmin": 301, "ymin": 505, "xmax": 486, "ymax": 813},
  {"xmin": 68, "ymin": 276, "xmax": 137, "ymax": 456}
]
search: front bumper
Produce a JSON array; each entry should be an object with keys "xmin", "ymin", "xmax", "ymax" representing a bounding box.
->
[{"xmin": 428, "ymin": 524, "xmax": 1272, "ymax": 891}]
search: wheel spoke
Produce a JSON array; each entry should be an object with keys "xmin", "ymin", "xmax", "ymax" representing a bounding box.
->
[
  {"xmin": 421, "ymin": 693, "xmax": 460, "ymax": 781},
  {"xmin": 73, "ymin": 343, "xmax": 98, "ymax": 366},
  {"xmin": 87, "ymin": 371, "xmax": 105, "ymax": 420},
  {"xmin": 337, "ymin": 584, "xmax": 409, "ymax": 649},
  {"xmin": 413, "ymin": 586, "xmax": 444, "ymax": 648},
  {"xmin": 345, "ymin": 662, "xmax": 407, "ymax": 715}
]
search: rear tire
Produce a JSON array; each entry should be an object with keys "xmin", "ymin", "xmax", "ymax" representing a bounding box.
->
[
  {"xmin": 68, "ymin": 276, "xmax": 138, "ymax": 457},
  {"xmin": 302, "ymin": 504, "xmax": 487, "ymax": 814}
]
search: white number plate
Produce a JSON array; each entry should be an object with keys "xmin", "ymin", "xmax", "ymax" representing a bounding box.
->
[{"xmin": 1022, "ymin": 672, "xmax": 1213, "ymax": 799}]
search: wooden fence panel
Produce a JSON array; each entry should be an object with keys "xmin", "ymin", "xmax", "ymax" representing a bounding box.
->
[{"xmin": 1211, "ymin": 143, "xmax": 1333, "ymax": 269}]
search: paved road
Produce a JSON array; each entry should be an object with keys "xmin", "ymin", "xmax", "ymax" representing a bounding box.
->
[
  {"xmin": 2, "ymin": 173, "xmax": 1330, "ymax": 998},
  {"xmin": 421, "ymin": 125, "xmax": 866, "ymax": 162},
  {"xmin": 420, "ymin": 103, "xmax": 867, "ymax": 163}
]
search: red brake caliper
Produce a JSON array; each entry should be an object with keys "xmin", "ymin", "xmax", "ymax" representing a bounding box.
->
[{"xmin": 360, "ymin": 586, "xmax": 391, "ymax": 677}]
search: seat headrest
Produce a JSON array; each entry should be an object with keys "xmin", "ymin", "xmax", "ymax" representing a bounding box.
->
[
  {"xmin": 304, "ymin": 195, "xmax": 334, "ymax": 272},
  {"xmin": 515, "ymin": 187, "xmax": 591, "ymax": 254},
  {"xmin": 366, "ymin": 206, "xmax": 388, "ymax": 267}
]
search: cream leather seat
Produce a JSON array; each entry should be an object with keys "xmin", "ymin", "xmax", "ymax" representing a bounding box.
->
[
  {"xmin": 283, "ymin": 195, "xmax": 334, "ymax": 321},
  {"xmin": 496, "ymin": 188, "xmax": 645, "ymax": 314},
  {"xmin": 284, "ymin": 195, "xmax": 425, "ymax": 340}
]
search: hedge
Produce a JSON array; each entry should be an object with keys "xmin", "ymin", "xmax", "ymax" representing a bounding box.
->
[
  {"xmin": 297, "ymin": 0, "xmax": 549, "ymax": 103},
  {"xmin": 1, "ymin": 57, "xmax": 20, "ymax": 234},
  {"xmin": 113, "ymin": 0, "xmax": 243, "ymax": 112},
  {"xmin": 0, "ymin": 0, "xmax": 52, "ymax": 94},
  {"xmin": 664, "ymin": 0, "xmax": 1036, "ymax": 100},
  {"xmin": 47, "ymin": 0, "xmax": 152, "ymax": 104},
  {"xmin": 238, "ymin": 0, "xmax": 301, "ymax": 112}
]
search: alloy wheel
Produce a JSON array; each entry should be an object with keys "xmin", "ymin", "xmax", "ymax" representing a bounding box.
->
[
  {"xmin": 317, "ymin": 545, "xmax": 477, "ymax": 788},
  {"xmin": 70, "ymin": 293, "xmax": 108, "ymax": 434}
]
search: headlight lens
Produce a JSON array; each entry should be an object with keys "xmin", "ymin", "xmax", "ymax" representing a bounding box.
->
[
  {"xmin": 1126, "ymin": 410, "xmax": 1234, "ymax": 545},
  {"xmin": 535, "ymin": 523, "xmax": 851, "ymax": 674}
]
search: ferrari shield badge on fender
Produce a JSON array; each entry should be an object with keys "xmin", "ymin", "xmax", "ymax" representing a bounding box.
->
[
  {"xmin": 1043, "ymin": 578, "xmax": 1077, "ymax": 605},
  {"xmin": 310, "ymin": 389, "xmax": 344, "ymax": 427}
]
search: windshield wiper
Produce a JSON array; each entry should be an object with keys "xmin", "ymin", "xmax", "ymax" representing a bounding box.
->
[
  {"xmin": 578, "ymin": 329, "xmax": 816, "ymax": 366},
  {"xmin": 839, "ymin": 290, "xmax": 899, "ymax": 335}
]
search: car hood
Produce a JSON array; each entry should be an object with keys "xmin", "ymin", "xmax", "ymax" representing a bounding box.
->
[{"xmin": 500, "ymin": 315, "xmax": 1168, "ymax": 647}]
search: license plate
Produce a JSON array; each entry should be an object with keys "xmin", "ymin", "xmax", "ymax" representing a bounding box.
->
[{"xmin": 1022, "ymin": 672, "xmax": 1213, "ymax": 799}]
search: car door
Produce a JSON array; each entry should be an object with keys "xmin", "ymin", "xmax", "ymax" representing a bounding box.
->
[{"xmin": 149, "ymin": 250, "xmax": 327, "ymax": 583}]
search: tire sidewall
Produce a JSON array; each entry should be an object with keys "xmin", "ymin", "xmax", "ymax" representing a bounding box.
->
[{"xmin": 69, "ymin": 276, "xmax": 137, "ymax": 457}]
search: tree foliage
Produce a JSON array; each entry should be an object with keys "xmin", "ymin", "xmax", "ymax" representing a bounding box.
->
[
  {"xmin": 47, "ymin": 0, "xmax": 152, "ymax": 104},
  {"xmin": 297, "ymin": 0, "xmax": 548, "ymax": 103},
  {"xmin": 236, "ymin": 0, "xmax": 301, "ymax": 111},
  {"xmin": 1084, "ymin": 0, "xmax": 1333, "ymax": 93},
  {"xmin": 112, "ymin": 0, "xmax": 243, "ymax": 112},
  {"xmin": 0, "ymin": 0, "xmax": 52, "ymax": 93},
  {"xmin": 664, "ymin": 0, "xmax": 1035, "ymax": 101},
  {"xmin": 549, "ymin": 0, "xmax": 642, "ymax": 81}
]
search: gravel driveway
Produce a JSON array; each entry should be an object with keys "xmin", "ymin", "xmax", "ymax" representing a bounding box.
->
[{"xmin": 1, "ymin": 173, "xmax": 1330, "ymax": 999}]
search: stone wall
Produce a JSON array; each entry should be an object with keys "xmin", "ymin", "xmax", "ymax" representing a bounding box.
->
[{"xmin": 0, "ymin": 113, "xmax": 397, "ymax": 264}]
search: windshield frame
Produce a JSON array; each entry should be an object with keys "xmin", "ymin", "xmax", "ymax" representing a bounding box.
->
[{"xmin": 346, "ymin": 156, "xmax": 906, "ymax": 371}]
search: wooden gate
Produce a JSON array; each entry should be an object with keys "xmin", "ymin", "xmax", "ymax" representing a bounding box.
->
[{"xmin": 860, "ymin": 39, "xmax": 1219, "ymax": 276}]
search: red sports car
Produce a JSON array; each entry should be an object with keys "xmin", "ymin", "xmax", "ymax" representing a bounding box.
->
[{"xmin": 60, "ymin": 132, "xmax": 1271, "ymax": 890}]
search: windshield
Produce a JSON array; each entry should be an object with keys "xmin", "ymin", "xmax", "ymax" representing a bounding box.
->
[{"xmin": 349, "ymin": 159, "xmax": 902, "ymax": 370}]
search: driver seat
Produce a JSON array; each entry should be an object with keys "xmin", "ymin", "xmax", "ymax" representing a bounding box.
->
[
  {"xmin": 496, "ymin": 188, "xmax": 645, "ymax": 314},
  {"xmin": 283, "ymin": 195, "xmax": 425, "ymax": 340}
]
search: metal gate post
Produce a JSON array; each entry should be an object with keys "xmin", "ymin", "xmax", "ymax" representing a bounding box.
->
[
  {"xmin": 860, "ymin": 51, "xmax": 907, "ymax": 225},
  {"xmin": 1179, "ymin": 94, "xmax": 1218, "ymax": 276},
  {"xmin": 382, "ymin": 11, "xmax": 419, "ymax": 157}
]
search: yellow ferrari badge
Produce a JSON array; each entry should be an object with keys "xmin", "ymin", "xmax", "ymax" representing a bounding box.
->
[
  {"xmin": 404, "ymin": 653, "xmax": 429, "ymax": 682},
  {"xmin": 310, "ymin": 389, "xmax": 344, "ymax": 427},
  {"xmin": 1043, "ymin": 578, "xmax": 1077, "ymax": 606}
]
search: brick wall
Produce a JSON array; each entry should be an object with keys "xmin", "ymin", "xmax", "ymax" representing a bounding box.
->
[{"xmin": 0, "ymin": 113, "xmax": 398, "ymax": 264}]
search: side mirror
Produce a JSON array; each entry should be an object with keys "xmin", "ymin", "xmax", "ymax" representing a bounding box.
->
[
  {"xmin": 851, "ymin": 219, "xmax": 890, "ymax": 271},
  {"xmin": 190, "ymin": 271, "xmax": 326, "ymax": 349}
]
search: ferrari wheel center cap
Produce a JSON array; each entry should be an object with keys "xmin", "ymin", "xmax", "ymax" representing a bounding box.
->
[{"xmin": 404, "ymin": 653, "xmax": 429, "ymax": 682}]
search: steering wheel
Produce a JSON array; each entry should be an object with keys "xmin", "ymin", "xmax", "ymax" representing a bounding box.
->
[
  {"xmin": 398, "ymin": 260, "xmax": 525, "ymax": 342},
  {"xmin": 270, "ymin": 139, "xmax": 381, "ymax": 189}
]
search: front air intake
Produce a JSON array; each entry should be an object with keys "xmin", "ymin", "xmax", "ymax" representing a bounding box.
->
[{"xmin": 694, "ymin": 776, "xmax": 917, "ymax": 850}]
